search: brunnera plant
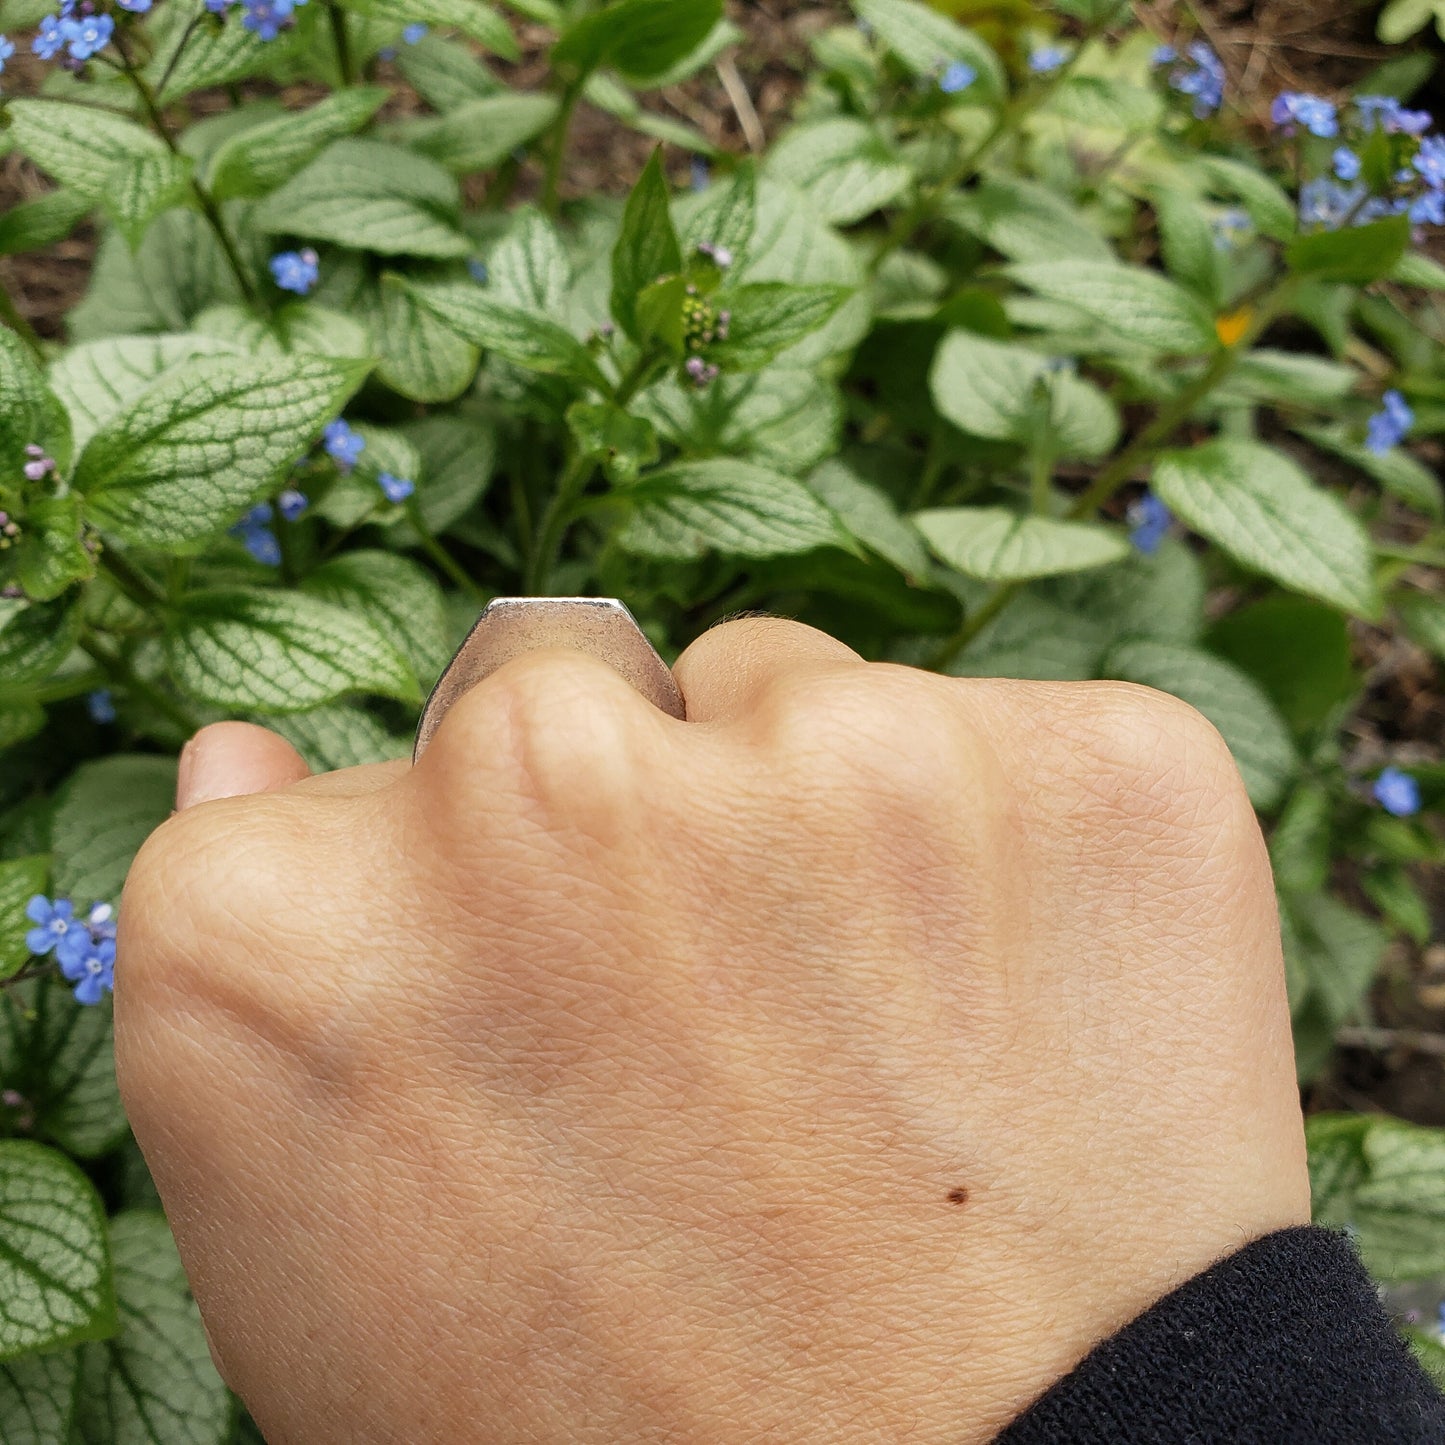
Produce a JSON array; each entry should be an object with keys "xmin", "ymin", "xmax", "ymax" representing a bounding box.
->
[{"xmin": 0, "ymin": 0, "xmax": 1443, "ymax": 1431}]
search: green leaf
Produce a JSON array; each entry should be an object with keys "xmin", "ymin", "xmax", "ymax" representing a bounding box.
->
[
  {"xmin": 2, "ymin": 101, "xmax": 163, "ymax": 203},
  {"xmin": 1153, "ymin": 189, "xmax": 1221, "ymax": 308},
  {"xmin": 709, "ymin": 283, "xmax": 850, "ymax": 372},
  {"xmin": 0, "ymin": 189, "xmax": 91, "ymax": 257},
  {"xmin": 1044, "ymin": 76, "xmax": 1162, "ymax": 132},
  {"xmin": 0, "ymin": 329, "xmax": 71, "ymax": 486},
  {"xmin": 0, "ymin": 1141, "xmax": 114, "ymax": 1361},
  {"xmin": 399, "ymin": 413, "xmax": 496, "ymax": 533},
  {"xmin": 395, "ymin": 92, "xmax": 560, "ymax": 172},
  {"xmin": 486, "ymin": 206, "xmax": 571, "ymax": 314},
  {"xmin": 929, "ymin": 331, "xmax": 1119, "ymax": 460},
  {"xmin": 1008, "ymin": 261, "xmax": 1218, "ymax": 354},
  {"xmin": 618, "ymin": 459, "xmax": 848, "ymax": 560},
  {"xmin": 166, "ymin": 590, "xmax": 420, "ymax": 713},
  {"xmin": 48, "ymin": 334, "xmax": 237, "ymax": 454},
  {"xmin": 396, "ymin": 31, "xmax": 502, "ymax": 110},
  {"xmin": 765, "ymin": 118, "xmax": 911, "ymax": 227},
  {"xmin": 1153, "ymin": 439, "xmax": 1381, "ymax": 619},
  {"xmin": 0, "ymin": 978, "xmax": 128, "ymax": 1159},
  {"xmin": 337, "ymin": 0, "xmax": 518, "ymax": 53},
  {"xmin": 0, "ymin": 600, "xmax": 81, "ymax": 690},
  {"xmin": 51, "ymin": 756, "xmax": 177, "ymax": 906},
  {"xmin": 1363, "ymin": 863, "xmax": 1431, "ymax": 944},
  {"xmin": 1377, "ymin": 0, "xmax": 1439, "ymax": 41},
  {"xmin": 73, "ymin": 353, "xmax": 368, "ymax": 549},
  {"xmin": 1222, "ymin": 350, "xmax": 1356, "ymax": 408},
  {"xmin": 1399, "ymin": 592, "xmax": 1445, "ymax": 662},
  {"xmin": 1269, "ymin": 784, "xmax": 1332, "ymax": 895},
  {"xmin": 303, "ymin": 551, "xmax": 450, "ymax": 683},
  {"xmin": 553, "ymin": 0, "xmax": 723, "ymax": 84},
  {"xmin": 945, "ymin": 178, "xmax": 1114, "ymax": 265},
  {"xmin": 1101, "ymin": 639, "xmax": 1297, "ymax": 809},
  {"xmin": 850, "ymin": 0, "xmax": 1004, "ymax": 100},
  {"xmin": 75, "ymin": 1213, "xmax": 230, "ymax": 1445},
  {"xmin": 268, "ymin": 706, "xmax": 407, "ymax": 772},
  {"xmin": 1390, "ymin": 249, "xmax": 1445, "ymax": 291},
  {"xmin": 1288, "ymin": 890, "xmax": 1387, "ymax": 1026},
  {"xmin": 148, "ymin": 0, "xmax": 278, "ymax": 102},
  {"xmin": 565, "ymin": 402, "xmax": 659, "ymax": 484},
  {"xmin": 0, "ymin": 1349, "xmax": 79, "ymax": 1445},
  {"xmin": 194, "ymin": 301, "xmax": 373, "ymax": 363},
  {"xmin": 376, "ymin": 274, "xmax": 480, "ymax": 402},
  {"xmin": 208, "ymin": 87, "xmax": 390, "ymax": 200},
  {"xmin": 398, "ymin": 278, "xmax": 609, "ymax": 391},
  {"xmin": 1287, "ymin": 215, "xmax": 1411, "ymax": 283},
  {"xmin": 10, "ymin": 496, "xmax": 93, "ymax": 604},
  {"xmin": 1195, "ymin": 156, "xmax": 1296, "ymax": 243},
  {"xmin": 1298, "ymin": 422, "xmax": 1443, "ymax": 519},
  {"xmin": 253, "ymin": 140, "xmax": 470, "ymax": 259},
  {"xmin": 677, "ymin": 161, "xmax": 757, "ymax": 269},
  {"xmin": 0, "ymin": 856, "xmax": 49, "ymax": 982},
  {"xmin": 611, "ymin": 149, "xmax": 682, "ymax": 343},
  {"xmin": 580, "ymin": 72, "xmax": 719, "ymax": 153},
  {"xmin": 807, "ymin": 459, "xmax": 931, "ymax": 580},
  {"xmin": 915, "ymin": 507, "xmax": 1128, "ymax": 582}
]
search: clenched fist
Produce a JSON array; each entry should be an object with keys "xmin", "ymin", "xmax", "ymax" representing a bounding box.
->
[{"xmin": 115, "ymin": 617, "xmax": 1309, "ymax": 1443}]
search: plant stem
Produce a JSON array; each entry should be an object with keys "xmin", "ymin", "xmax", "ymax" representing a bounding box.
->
[
  {"xmin": 1029, "ymin": 444, "xmax": 1056, "ymax": 515},
  {"xmin": 526, "ymin": 450, "xmax": 593, "ymax": 594},
  {"xmin": 0, "ymin": 963, "xmax": 53, "ymax": 992},
  {"xmin": 32, "ymin": 669, "xmax": 109, "ymax": 704},
  {"xmin": 927, "ymin": 279, "xmax": 1296, "ymax": 672},
  {"xmin": 325, "ymin": 0, "xmax": 355, "ymax": 86},
  {"xmin": 541, "ymin": 82, "xmax": 582, "ymax": 218},
  {"xmin": 0, "ymin": 284, "xmax": 46, "ymax": 363},
  {"xmin": 613, "ymin": 348, "xmax": 661, "ymax": 407},
  {"xmin": 113, "ymin": 32, "xmax": 259, "ymax": 308},
  {"xmin": 403, "ymin": 499, "xmax": 485, "ymax": 599},
  {"xmin": 100, "ymin": 547, "xmax": 169, "ymax": 612}
]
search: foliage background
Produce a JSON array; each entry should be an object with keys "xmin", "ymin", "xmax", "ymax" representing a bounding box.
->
[{"xmin": 0, "ymin": 0, "xmax": 1444, "ymax": 1435}]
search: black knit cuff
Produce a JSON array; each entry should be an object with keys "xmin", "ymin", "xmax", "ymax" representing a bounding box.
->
[{"xmin": 996, "ymin": 1226, "xmax": 1445, "ymax": 1444}]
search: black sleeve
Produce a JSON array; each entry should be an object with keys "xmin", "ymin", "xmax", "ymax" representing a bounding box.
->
[{"xmin": 996, "ymin": 1226, "xmax": 1445, "ymax": 1444}]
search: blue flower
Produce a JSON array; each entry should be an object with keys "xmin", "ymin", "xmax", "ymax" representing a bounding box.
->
[
  {"xmin": 65, "ymin": 12, "xmax": 112, "ymax": 59},
  {"xmin": 204, "ymin": 0, "xmax": 232, "ymax": 11},
  {"xmin": 1270, "ymin": 91, "xmax": 1338, "ymax": 138},
  {"xmin": 31, "ymin": 14, "xmax": 65, "ymax": 58},
  {"xmin": 87, "ymin": 902, "xmax": 116, "ymax": 941},
  {"xmin": 1332, "ymin": 147, "xmax": 1361, "ymax": 182},
  {"xmin": 1413, "ymin": 134, "xmax": 1445, "ymax": 190},
  {"xmin": 402, "ymin": 21, "xmax": 426, "ymax": 42},
  {"xmin": 1167, "ymin": 41, "xmax": 1225, "ymax": 118},
  {"xmin": 0, "ymin": 34, "xmax": 15, "ymax": 69},
  {"xmin": 242, "ymin": 0, "xmax": 294, "ymax": 39},
  {"xmin": 1028, "ymin": 45, "xmax": 1067, "ymax": 75},
  {"xmin": 1211, "ymin": 207, "xmax": 1251, "ymax": 251},
  {"xmin": 378, "ymin": 472, "xmax": 414, "ymax": 503},
  {"xmin": 25, "ymin": 895, "xmax": 77, "ymax": 958},
  {"xmin": 269, "ymin": 247, "xmax": 318, "ymax": 294},
  {"xmin": 467, "ymin": 258, "xmax": 489, "ymax": 284},
  {"xmin": 1408, "ymin": 187, "xmax": 1445, "ymax": 226},
  {"xmin": 277, "ymin": 487, "xmax": 308, "ymax": 521},
  {"xmin": 87, "ymin": 689, "xmax": 116, "ymax": 725},
  {"xmin": 939, "ymin": 60, "xmax": 976, "ymax": 94},
  {"xmin": 689, "ymin": 156, "xmax": 710, "ymax": 192},
  {"xmin": 1372, "ymin": 766, "xmax": 1421, "ymax": 817},
  {"xmin": 322, "ymin": 418, "xmax": 365, "ymax": 469},
  {"xmin": 1366, "ymin": 389, "xmax": 1413, "ymax": 454},
  {"xmin": 59, "ymin": 932, "xmax": 115, "ymax": 1006},
  {"xmin": 117, "ymin": 0, "xmax": 153, "ymax": 11},
  {"xmin": 1127, "ymin": 494, "xmax": 1171, "ymax": 554},
  {"xmin": 1299, "ymin": 177, "xmax": 1364, "ymax": 230},
  {"xmin": 1151, "ymin": 44, "xmax": 1177, "ymax": 66},
  {"xmin": 1356, "ymin": 95, "xmax": 1432, "ymax": 135},
  {"xmin": 231, "ymin": 502, "xmax": 281, "ymax": 564}
]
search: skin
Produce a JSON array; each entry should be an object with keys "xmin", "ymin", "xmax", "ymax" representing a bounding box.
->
[{"xmin": 115, "ymin": 617, "xmax": 1310, "ymax": 1444}]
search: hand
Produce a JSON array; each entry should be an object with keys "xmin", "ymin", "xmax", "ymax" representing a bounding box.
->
[{"xmin": 115, "ymin": 618, "xmax": 1309, "ymax": 1444}]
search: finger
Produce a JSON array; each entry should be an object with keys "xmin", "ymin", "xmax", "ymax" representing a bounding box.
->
[
  {"xmin": 672, "ymin": 615, "xmax": 864, "ymax": 725},
  {"xmin": 175, "ymin": 722, "xmax": 311, "ymax": 810}
]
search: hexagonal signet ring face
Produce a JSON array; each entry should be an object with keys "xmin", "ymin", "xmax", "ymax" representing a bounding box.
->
[{"xmin": 412, "ymin": 597, "xmax": 686, "ymax": 762}]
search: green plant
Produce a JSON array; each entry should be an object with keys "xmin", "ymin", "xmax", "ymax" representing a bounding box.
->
[{"xmin": 0, "ymin": 0, "xmax": 1443, "ymax": 1434}]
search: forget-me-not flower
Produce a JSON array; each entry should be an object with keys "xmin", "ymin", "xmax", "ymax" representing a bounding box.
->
[
  {"xmin": 1332, "ymin": 147, "xmax": 1361, "ymax": 182},
  {"xmin": 323, "ymin": 418, "xmax": 365, "ymax": 470},
  {"xmin": 1356, "ymin": 95, "xmax": 1432, "ymax": 135},
  {"xmin": 1028, "ymin": 45, "xmax": 1067, "ymax": 75},
  {"xmin": 1373, "ymin": 766, "xmax": 1421, "ymax": 817},
  {"xmin": 1270, "ymin": 91, "xmax": 1338, "ymax": 138},
  {"xmin": 270, "ymin": 247, "xmax": 319, "ymax": 294},
  {"xmin": 378, "ymin": 472, "xmax": 414, "ymax": 503},
  {"xmin": 87, "ymin": 689, "xmax": 116, "ymax": 725},
  {"xmin": 402, "ymin": 21, "xmax": 426, "ymax": 42},
  {"xmin": 0, "ymin": 34, "xmax": 15, "ymax": 70},
  {"xmin": 25, "ymin": 896, "xmax": 77, "ymax": 958},
  {"xmin": 59, "ymin": 933, "xmax": 115, "ymax": 1006},
  {"xmin": 278, "ymin": 487, "xmax": 309, "ymax": 521},
  {"xmin": 1366, "ymin": 389, "xmax": 1413, "ymax": 454},
  {"xmin": 939, "ymin": 60, "xmax": 976, "ymax": 94},
  {"xmin": 1127, "ymin": 494, "xmax": 1172, "ymax": 554},
  {"xmin": 232, "ymin": 502, "xmax": 281, "ymax": 564},
  {"xmin": 1168, "ymin": 42, "xmax": 1225, "ymax": 118}
]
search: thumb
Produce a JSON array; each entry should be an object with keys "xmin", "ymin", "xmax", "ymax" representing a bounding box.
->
[{"xmin": 175, "ymin": 721, "xmax": 311, "ymax": 811}]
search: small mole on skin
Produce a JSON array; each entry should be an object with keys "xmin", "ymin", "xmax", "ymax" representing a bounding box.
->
[{"xmin": 946, "ymin": 1187, "xmax": 968, "ymax": 1205}]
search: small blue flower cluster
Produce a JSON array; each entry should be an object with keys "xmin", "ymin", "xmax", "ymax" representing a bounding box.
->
[
  {"xmin": 324, "ymin": 417, "xmax": 365, "ymax": 470},
  {"xmin": 26, "ymin": 896, "xmax": 116, "ymax": 1005},
  {"xmin": 1027, "ymin": 44, "xmax": 1067, "ymax": 76},
  {"xmin": 1127, "ymin": 493, "xmax": 1172, "ymax": 554},
  {"xmin": 1373, "ymin": 766, "xmax": 1421, "ymax": 817},
  {"xmin": 1289, "ymin": 95, "xmax": 1445, "ymax": 230},
  {"xmin": 32, "ymin": 2, "xmax": 117, "ymax": 66},
  {"xmin": 270, "ymin": 247, "xmax": 319, "ymax": 295},
  {"xmin": 204, "ymin": 0, "xmax": 309, "ymax": 41},
  {"xmin": 1153, "ymin": 42, "xmax": 1225, "ymax": 119},
  {"xmin": 232, "ymin": 501, "xmax": 282, "ymax": 564},
  {"xmin": 938, "ymin": 59, "xmax": 976, "ymax": 95},
  {"xmin": 1365, "ymin": 389, "xmax": 1414, "ymax": 455}
]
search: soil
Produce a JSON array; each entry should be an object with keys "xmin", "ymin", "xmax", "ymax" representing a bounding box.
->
[{"xmin": 1, "ymin": 2, "xmax": 1442, "ymax": 1123}]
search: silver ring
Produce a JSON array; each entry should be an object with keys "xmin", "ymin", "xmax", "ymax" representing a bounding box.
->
[{"xmin": 412, "ymin": 597, "xmax": 686, "ymax": 762}]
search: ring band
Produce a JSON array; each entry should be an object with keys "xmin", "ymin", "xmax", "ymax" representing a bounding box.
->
[{"xmin": 412, "ymin": 597, "xmax": 687, "ymax": 762}]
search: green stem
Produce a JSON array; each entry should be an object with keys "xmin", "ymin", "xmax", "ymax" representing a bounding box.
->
[
  {"xmin": 1029, "ymin": 443, "xmax": 1056, "ymax": 516},
  {"xmin": 0, "ymin": 284, "xmax": 45, "ymax": 363},
  {"xmin": 1377, "ymin": 541, "xmax": 1445, "ymax": 568},
  {"xmin": 113, "ymin": 33, "xmax": 259, "ymax": 308},
  {"xmin": 325, "ymin": 0, "xmax": 355, "ymax": 86},
  {"xmin": 0, "ymin": 963, "xmax": 52, "ymax": 992},
  {"xmin": 526, "ymin": 450, "xmax": 593, "ymax": 594},
  {"xmin": 81, "ymin": 635, "xmax": 202, "ymax": 735},
  {"xmin": 100, "ymin": 547, "xmax": 169, "ymax": 612},
  {"xmin": 404, "ymin": 499, "xmax": 485, "ymax": 599},
  {"xmin": 32, "ymin": 669, "xmax": 109, "ymax": 704},
  {"xmin": 613, "ymin": 348, "xmax": 661, "ymax": 407},
  {"xmin": 541, "ymin": 82, "xmax": 583, "ymax": 218},
  {"xmin": 927, "ymin": 279, "xmax": 1297, "ymax": 672}
]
